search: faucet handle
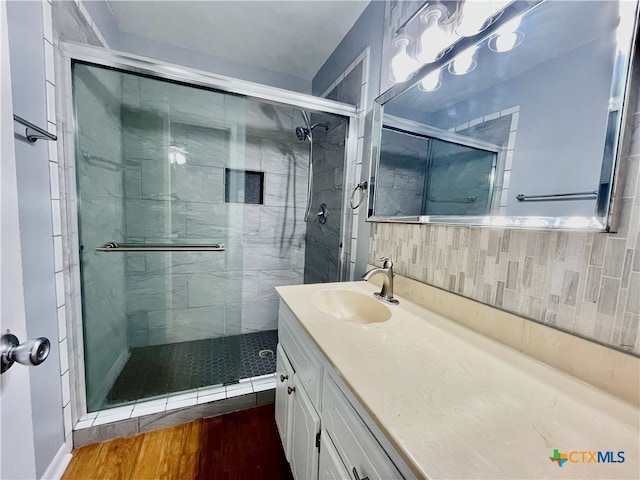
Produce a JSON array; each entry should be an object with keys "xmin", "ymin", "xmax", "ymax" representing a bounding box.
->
[{"xmin": 379, "ymin": 256, "xmax": 393, "ymax": 268}]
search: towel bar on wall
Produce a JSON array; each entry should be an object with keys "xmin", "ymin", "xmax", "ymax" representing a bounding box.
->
[
  {"xmin": 13, "ymin": 114, "xmax": 58, "ymax": 143},
  {"xmin": 516, "ymin": 191, "xmax": 597, "ymax": 202},
  {"xmin": 95, "ymin": 242, "xmax": 225, "ymax": 252}
]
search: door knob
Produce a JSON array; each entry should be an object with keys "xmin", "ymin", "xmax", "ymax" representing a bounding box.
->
[
  {"xmin": 287, "ymin": 386, "xmax": 296, "ymax": 395},
  {"xmin": 1, "ymin": 333, "xmax": 50, "ymax": 374}
]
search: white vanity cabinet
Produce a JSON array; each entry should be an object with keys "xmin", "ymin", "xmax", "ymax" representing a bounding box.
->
[
  {"xmin": 276, "ymin": 301, "xmax": 414, "ymax": 480},
  {"xmin": 275, "ymin": 344, "xmax": 294, "ymax": 458},
  {"xmin": 276, "ymin": 304, "xmax": 323, "ymax": 479},
  {"xmin": 319, "ymin": 433, "xmax": 351, "ymax": 480},
  {"xmin": 289, "ymin": 375, "xmax": 321, "ymax": 480}
]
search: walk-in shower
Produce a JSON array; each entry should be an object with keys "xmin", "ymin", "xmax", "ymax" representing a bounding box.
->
[{"xmin": 71, "ymin": 59, "xmax": 354, "ymax": 412}]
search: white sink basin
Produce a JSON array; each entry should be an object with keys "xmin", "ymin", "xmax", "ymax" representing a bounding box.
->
[{"xmin": 311, "ymin": 290, "xmax": 392, "ymax": 324}]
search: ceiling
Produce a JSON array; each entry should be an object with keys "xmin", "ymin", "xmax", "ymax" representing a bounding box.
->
[{"xmin": 106, "ymin": 1, "xmax": 370, "ymax": 81}]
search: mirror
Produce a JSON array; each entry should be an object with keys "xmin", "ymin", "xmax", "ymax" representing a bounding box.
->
[{"xmin": 369, "ymin": 0, "xmax": 639, "ymax": 230}]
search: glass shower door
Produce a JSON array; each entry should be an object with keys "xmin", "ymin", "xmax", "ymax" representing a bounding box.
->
[{"xmin": 74, "ymin": 62, "xmax": 247, "ymax": 411}]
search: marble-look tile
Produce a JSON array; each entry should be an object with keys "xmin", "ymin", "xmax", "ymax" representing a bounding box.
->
[
  {"xmin": 187, "ymin": 272, "xmax": 259, "ymax": 307},
  {"xmin": 246, "ymin": 101, "xmax": 294, "ymax": 136},
  {"xmin": 77, "ymin": 154, "xmax": 123, "ymax": 199},
  {"xmin": 197, "ymin": 385, "xmax": 226, "ymax": 397},
  {"xmin": 251, "ymin": 376, "xmax": 276, "ymax": 393},
  {"xmin": 186, "ymin": 125, "xmax": 230, "ymax": 168},
  {"xmin": 258, "ymin": 270, "xmax": 303, "ymax": 301},
  {"xmin": 260, "ymin": 138, "xmax": 308, "ymax": 177},
  {"xmin": 225, "ymin": 301, "xmax": 279, "ymax": 334},
  {"xmin": 165, "ymin": 397, "xmax": 198, "ymax": 410},
  {"xmin": 130, "ymin": 403, "xmax": 166, "ymax": 418},
  {"xmin": 258, "ymin": 207, "xmax": 306, "ymax": 241},
  {"xmin": 198, "ymin": 390, "xmax": 227, "ymax": 404},
  {"xmin": 124, "ymin": 199, "xmax": 187, "ymax": 238},
  {"xmin": 126, "ymin": 274, "xmax": 187, "ymax": 312},
  {"xmin": 263, "ymin": 172, "xmax": 308, "ymax": 208},
  {"xmin": 73, "ymin": 418, "xmax": 139, "ymax": 448},
  {"xmin": 226, "ymin": 241, "xmax": 293, "ymax": 271},
  {"xmin": 603, "ymin": 238, "xmax": 627, "ymax": 278},
  {"xmin": 256, "ymin": 389, "xmax": 275, "ymax": 405},
  {"xmin": 138, "ymin": 394, "xmax": 255, "ymax": 433},
  {"xmin": 74, "ymin": 419, "xmax": 94, "ymax": 430}
]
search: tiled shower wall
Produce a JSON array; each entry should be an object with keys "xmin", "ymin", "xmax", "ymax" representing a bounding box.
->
[
  {"xmin": 370, "ymin": 101, "xmax": 640, "ymax": 354},
  {"xmin": 304, "ymin": 117, "xmax": 348, "ymax": 284},
  {"xmin": 114, "ymin": 75, "xmax": 308, "ymax": 346},
  {"xmin": 321, "ymin": 53, "xmax": 369, "ymax": 280}
]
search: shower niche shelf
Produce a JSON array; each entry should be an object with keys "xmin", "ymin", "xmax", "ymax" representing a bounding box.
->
[{"xmin": 225, "ymin": 168, "xmax": 264, "ymax": 204}]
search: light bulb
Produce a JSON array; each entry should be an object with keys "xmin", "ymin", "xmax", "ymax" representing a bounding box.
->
[
  {"xmin": 489, "ymin": 15, "xmax": 523, "ymax": 53},
  {"xmin": 391, "ymin": 40, "xmax": 420, "ymax": 82},
  {"xmin": 449, "ymin": 47, "xmax": 477, "ymax": 75},
  {"xmin": 497, "ymin": 15, "xmax": 521, "ymax": 35},
  {"xmin": 494, "ymin": 31, "xmax": 519, "ymax": 52},
  {"xmin": 419, "ymin": 70, "xmax": 441, "ymax": 92},
  {"xmin": 417, "ymin": 9, "xmax": 455, "ymax": 64},
  {"xmin": 457, "ymin": 0, "xmax": 510, "ymax": 37}
]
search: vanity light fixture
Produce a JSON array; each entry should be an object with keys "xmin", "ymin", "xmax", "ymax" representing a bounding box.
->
[
  {"xmin": 417, "ymin": 6, "xmax": 456, "ymax": 64},
  {"xmin": 449, "ymin": 46, "xmax": 477, "ymax": 75},
  {"xmin": 391, "ymin": 31, "xmax": 421, "ymax": 82},
  {"xmin": 488, "ymin": 15, "xmax": 523, "ymax": 52},
  {"xmin": 418, "ymin": 70, "xmax": 442, "ymax": 92},
  {"xmin": 456, "ymin": 0, "xmax": 510, "ymax": 37}
]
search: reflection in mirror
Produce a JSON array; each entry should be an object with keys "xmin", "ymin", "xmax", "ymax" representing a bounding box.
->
[{"xmin": 370, "ymin": 0, "xmax": 639, "ymax": 230}]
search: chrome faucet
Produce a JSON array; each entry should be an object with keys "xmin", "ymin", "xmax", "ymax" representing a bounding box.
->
[{"xmin": 362, "ymin": 257, "xmax": 399, "ymax": 305}]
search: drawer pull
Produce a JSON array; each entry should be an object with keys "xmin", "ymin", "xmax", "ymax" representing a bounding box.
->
[
  {"xmin": 287, "ymin": 386, "xmax": 296, "ymax": 395},
  {"xmin": 280, "ymin": 374, "xmax": 289, "ymax": 383},
  {"xmin": 352, "ymin": 467, "xmax": 369, "ymax": 480}
]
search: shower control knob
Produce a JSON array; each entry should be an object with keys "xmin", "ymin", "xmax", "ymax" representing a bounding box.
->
[
  {"xmin": 287, "ymin": 386, "xmax": 296, "ymax": 395},
  {"xmin": 280, "ymin": 374, "xmax": 289, "ymax": 383},
  {"xmin": 1, "ymin": 333, "xmax": 51, "ymax": 374}
]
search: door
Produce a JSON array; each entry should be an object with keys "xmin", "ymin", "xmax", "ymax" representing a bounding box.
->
[
  {"xmin": 0, "ymin": 1, "xmax": 37, "ymax": 476},
  {"xmin": 289, "ymin": 375, "xmax": 320, "ymax": 480},
  {"xmin": 319, "ymin": 434, "xmax": 351, "ymax": 480},
  {"xmin": 275, "ymin": 344, "xmax": 294, "ymax": 460}
]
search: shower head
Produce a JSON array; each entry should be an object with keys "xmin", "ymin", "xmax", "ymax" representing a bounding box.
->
[
  {"xmin": 296, "ymin": 126, "xmax": 310, "ymax": 141},
  {"xmin": 295, "ymin": 122, "xmax": 329, "ymax": 141}
]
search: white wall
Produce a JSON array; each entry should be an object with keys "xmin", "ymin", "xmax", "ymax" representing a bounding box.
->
[
  {"xmin": 6, "ymin": 0, "xmax": 67, "ymax": 476},
  {"xmin": 80, "ymin": 0, "xmax": 311, "ymax": 94}
]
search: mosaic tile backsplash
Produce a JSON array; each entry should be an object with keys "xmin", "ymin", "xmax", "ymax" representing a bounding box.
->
[{"xmin": 371, "ymin": 127, "xmax": 640, "ymax": 355}]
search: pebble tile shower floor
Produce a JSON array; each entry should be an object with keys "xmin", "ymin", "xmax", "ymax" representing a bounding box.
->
[{"xmin": 107, "ymin": 330, "xmax": 278, "ymax": 405}]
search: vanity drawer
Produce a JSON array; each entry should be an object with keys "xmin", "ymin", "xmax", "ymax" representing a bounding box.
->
[
  {"xmin": 278, "ymin": 303, "xmax": 323, "ymax": 409},
  {"xmin": 323, "ymin": 375, "xmax": 404, "ymax": 480}
]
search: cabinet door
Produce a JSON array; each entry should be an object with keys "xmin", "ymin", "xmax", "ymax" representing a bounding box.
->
[
  {"xmin": 319, "ymin": 434, "xmax": 351, "ymax": 480},
  {"xmin": 275, "ymin": 344, "xmax": 295, "ymax": 460},
  {"xmin": 289, "ymin": 375, "xmax": 320, "ymax": 480}
]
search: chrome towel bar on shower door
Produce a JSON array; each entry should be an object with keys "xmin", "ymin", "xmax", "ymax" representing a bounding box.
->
[{"xmin": 96, "ymin": 242, "xmax": 225, "ymax": 252}]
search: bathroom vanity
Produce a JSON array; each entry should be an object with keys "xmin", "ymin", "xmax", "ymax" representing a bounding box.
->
[{"xmin": 275, "ymin": 281, "xmax": 639, "ymax": 479}]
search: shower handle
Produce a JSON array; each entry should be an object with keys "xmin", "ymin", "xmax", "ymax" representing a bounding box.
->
[
  {"xmin": 287, "ymin": 386, "xmax": 296, "ymax": 395},
  {"xmin": 280, "ymin": 374, "xmax": 289, "ymax": 383}
]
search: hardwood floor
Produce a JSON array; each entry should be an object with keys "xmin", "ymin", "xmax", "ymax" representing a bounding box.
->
[{"xmin": 62, "ymin": 404, "xmax": 293, "ymax": 480}]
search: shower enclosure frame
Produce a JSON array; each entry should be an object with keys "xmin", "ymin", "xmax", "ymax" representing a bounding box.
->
[{"xmin": 56, "ymin": 42, "xmax": 359, "ymax": 421}]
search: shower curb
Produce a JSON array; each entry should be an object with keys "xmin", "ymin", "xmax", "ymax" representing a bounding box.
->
[{"xmin": 72, "ymin": 390, "xmax": 274, "ymax": 448}]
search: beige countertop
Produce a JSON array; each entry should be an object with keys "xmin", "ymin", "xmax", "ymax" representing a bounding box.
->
[{"xmin": 276, "ymin": 281, "xmax": 640, "ymax": 480}]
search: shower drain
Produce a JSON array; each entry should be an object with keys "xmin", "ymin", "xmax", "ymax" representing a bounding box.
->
[{"xmin": 258, "ymin": 349, "xmax": 274, "ymax": 358}]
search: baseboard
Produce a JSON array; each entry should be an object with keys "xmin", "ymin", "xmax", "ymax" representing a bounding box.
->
[{"xmin": 41, "ymin": 440, "xmax": 72, "ymax": 480}]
